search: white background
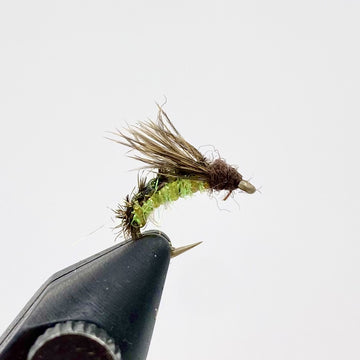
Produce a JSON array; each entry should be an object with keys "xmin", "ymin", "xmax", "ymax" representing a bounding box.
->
[{"xmin": 1, "ymin": 1, "xmax": 359, "ymax": 359}]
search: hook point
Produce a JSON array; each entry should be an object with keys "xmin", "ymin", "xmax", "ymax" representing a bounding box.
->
[{"xmin": 170, "ymin": 241, "xmax": 203, "ymax": 258}]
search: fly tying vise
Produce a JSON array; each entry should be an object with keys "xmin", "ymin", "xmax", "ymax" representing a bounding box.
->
[{"xmin": 111, "ymin": 106, "xmax": 256, "ymax": 257}]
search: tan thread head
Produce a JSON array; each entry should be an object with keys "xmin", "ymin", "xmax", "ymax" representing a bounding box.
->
[{"xmin": 238, "ymin": 180, "xmax": 256, "ymax": 194}]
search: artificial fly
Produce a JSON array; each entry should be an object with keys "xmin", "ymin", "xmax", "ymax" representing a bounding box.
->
[{"xmin": 111, "ymin": 106, "xmax": 256, "ymax": 249}]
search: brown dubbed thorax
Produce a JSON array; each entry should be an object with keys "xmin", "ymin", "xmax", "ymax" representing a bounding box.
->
[{"xmin": 207, "ymin": 159, "xmax": 242, "ymax": 191}]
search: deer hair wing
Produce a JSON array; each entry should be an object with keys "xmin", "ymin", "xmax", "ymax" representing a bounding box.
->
[{"xmin": 112, "ymin": 107, "xmax": 210, "ymax": 179}]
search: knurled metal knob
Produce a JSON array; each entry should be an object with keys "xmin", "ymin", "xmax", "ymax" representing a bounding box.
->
[{"xmin": 27, "ymin": 321, "xmax": 121, "ymax": 360}]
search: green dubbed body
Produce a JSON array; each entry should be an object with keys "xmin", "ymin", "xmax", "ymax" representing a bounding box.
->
[{"xmin": 131, "ymin": 178, "xmax": 209, "ymax": 231}]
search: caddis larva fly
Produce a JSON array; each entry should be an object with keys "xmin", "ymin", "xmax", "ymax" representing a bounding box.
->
[{"xmin": 111, "ymin": 105, "xmax": 255, "ymax": 251}]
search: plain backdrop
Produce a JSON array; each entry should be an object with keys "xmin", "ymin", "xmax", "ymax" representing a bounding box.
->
[{"xmin": 1, "ymin": 1, "xmax": 359, "ymax": 359}]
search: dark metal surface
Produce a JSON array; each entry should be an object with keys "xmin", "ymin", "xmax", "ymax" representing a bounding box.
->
[
  {"xmin": 27, "ymin": 321, "xmax": 121, "ymax": 360},
  {"xmin": 0, "ymin": 232, "xmax": 172, "ymax": 360}
]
